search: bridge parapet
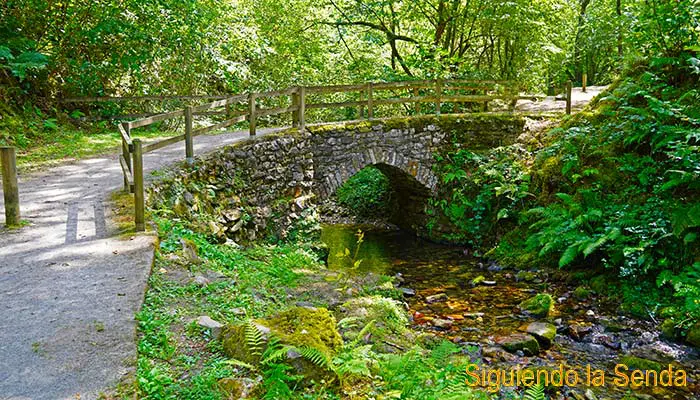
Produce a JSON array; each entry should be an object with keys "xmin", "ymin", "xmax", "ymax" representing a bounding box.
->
[{"xmin": 149, "ymin": 113, "xmax": 525, "ymax": 242}]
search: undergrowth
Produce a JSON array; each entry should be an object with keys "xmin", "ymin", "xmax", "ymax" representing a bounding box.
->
[{"xmin": 431, "ymin": 55, "xmax": 700, "ymax": 336}]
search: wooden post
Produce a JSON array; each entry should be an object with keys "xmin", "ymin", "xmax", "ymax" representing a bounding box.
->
[
  {"xmin": 435, "ymin": 78, "xmax": 443, "ymax": 115},
  {"xmin": 184, "ymin": 106, "xmax": 194, "ymax": 164},
  {"xmin": 121, "ymin": 123, "xmax": 132, "ymax": 192},
  {"xmin": 358, "ymin": 89, "xmax": 364, "ymax": 118},
  {"xmin": 566, "ymin": 80, "xmax": 572, "ymax": 115},
  {"xmin": 367, "ymin": 83, "xmax": 374, "ymax": 119},
  {"xmin": 1, "ymin": 146, "xmax": 20, "ymax": 227},
  {"xmin": 298, "ymin": 86, "xmax": 306, "ymax": 132},
  {"xmin": 582, "ymin": 73, "xmax": 587, "ymax": 93},
  {"xmin": 413, "ymin": 87, "xmax": 420, "ymax": 114},
  {"xmin": 248, "ymin": 93, "xmax": 257, "ymax": 136},
  {"xmin": 292, "ymin": 89, "xmax": 300, "ymax": 127},
  {"xmin": 483, "ymin": 88, "xmax": 489, "ymax": 112},
  {"xmin": 132, "ymin": 139, "xmax": 145, "ymax": 232}
]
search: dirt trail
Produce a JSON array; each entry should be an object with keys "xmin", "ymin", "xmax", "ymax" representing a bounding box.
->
[{"xmin": 0, "ymin": 129, "xmax": 278, "ymax": 400}]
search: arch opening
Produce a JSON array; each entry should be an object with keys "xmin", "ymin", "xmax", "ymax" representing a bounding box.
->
[{"xmin": 326, "ymin": 163, "xmax": 433, "ymax": 234}]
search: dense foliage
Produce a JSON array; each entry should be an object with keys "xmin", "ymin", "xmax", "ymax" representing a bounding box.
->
[
  {"xmin": 433, "ymin": 55, "xmax": 700, "ymax": 335},
  {"xmin": 336, "ymin": 166, "xmax": 393, "ymax": 218},
  {"xmin": 4, "ymin": 0, "xmax": 697, "ymax": 106}
]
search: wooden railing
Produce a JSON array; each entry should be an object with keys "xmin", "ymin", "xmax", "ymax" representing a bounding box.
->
[{"xmin": 117, "ymin": 78, "xmax": 569, "ymax": 231}]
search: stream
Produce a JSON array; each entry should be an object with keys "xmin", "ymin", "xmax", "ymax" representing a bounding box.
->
[{"xmin": 321, "ymin": 224, "xmax": 699, "ymax": 400}]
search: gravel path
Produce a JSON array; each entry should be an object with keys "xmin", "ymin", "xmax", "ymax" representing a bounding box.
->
[
  {"xmin": 0, "ymin": 88, "xmax": 602, "ymax": 399},
  {"xmin": 0, "ymin": 128, "xmax": 275, "ymax": 400},
  {"xmin": 515, "ymin": 86, "xmax": 606, "ymax": 113}
]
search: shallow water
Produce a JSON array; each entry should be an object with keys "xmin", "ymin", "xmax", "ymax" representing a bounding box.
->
[{"xmin": 321, "ymin": 224, "xmax": 700, "ymax": 399}]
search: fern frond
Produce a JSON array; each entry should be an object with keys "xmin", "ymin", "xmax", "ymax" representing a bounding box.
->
[
  {"xmin": 298, "ymin": 346, "xmax": 332, "ymax": 369},
  {"xmin": 349, "ymin": 320, "xmax": 376, "ymax": 347},
  {"xmin": 244, "ymin": 320, "xmax": 266, "ymax": 359},
  {"xmin": 223, "ymin": 358, "xmax": 257, "ymax": 370},
  {"xmin": 523, "ymin": 382, "xmax": 546, "ymax": 400}
]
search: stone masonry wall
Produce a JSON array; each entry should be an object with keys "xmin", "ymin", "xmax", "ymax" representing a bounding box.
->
[{"xmin": 151, "ymin": 114, "xmax": 524, "ymax": 242}]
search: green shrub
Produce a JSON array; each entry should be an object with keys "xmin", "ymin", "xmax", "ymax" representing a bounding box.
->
[{"xmin": 336, "ymin": 166, "xmax": 393, "ymax": 218}]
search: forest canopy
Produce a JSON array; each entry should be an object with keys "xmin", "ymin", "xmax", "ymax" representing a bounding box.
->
[{"xmin": 1, "ymin": 0, "xmax": 698, "ymax": 103}]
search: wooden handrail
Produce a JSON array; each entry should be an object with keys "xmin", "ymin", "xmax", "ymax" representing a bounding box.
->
[{"xmin": 59, "ymin": 94, "xmax": 229, "ymax": 103}]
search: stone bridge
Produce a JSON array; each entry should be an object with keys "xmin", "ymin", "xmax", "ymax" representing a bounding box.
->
[{"xmin": 154, "ymin": 113, "xmax": 526, "ymax": 241}]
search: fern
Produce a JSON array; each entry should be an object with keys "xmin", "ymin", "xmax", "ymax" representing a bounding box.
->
[
  {"xmin": 244, "ymin": 320, "xmax": 266, "ymax": 360},
  {"xmin": 262, "ymin": 363, "xmax": 298, "ymax": 400},
  {"xmin": 429, "ymin": 340, "xmax": 460, "ymax": 368},
  {"xmin": 297, "ymin": 346, "xmax": 332, "ymax": 369},
  {"xmin": 523, "ymin": 382, "xmax": 546, "ymax": 400}
]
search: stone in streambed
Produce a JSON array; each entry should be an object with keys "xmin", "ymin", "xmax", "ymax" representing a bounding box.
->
[
  {"xmin": 525, "ymin": 322, "xmax": 556, "ymax": 348},
  {"xmin": 425, "ymin": 293, "xmax": 448, "ymax": 303},
  {"xmin": 496, "ymin": 333, "xmax": 540, "ymax": 356},
  {"xmin": 619, "ymin": 354, "xmax": 663, "ymax": 372},
  {"xmin": 518, "ymin": 293, "xmax": 553, "ymax": 317},
  {"xmin": 432, "ymin": 318, "xmax": 454, "ymax": 330},
  {"xmin": 515, "ymin": 270, "xmax": 537, "ymax": 282},
  {"xmin": 686, "ymin": 322, "xmax": 700, "ymax": 348}
]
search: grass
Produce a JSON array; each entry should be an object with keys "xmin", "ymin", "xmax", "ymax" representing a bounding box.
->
[
  {"xmin": 126, "ymin": 216, "xmax": 329, "ymax": 399},
  {"xmin": 108, "ymin": 190, "xmax": 138, "ymax": 236},
  {"xmin": 0, "ymin": 109, "xmax": 178, "ymax": 172},
  {"xmin": 14, "ymin": 127, "xmax": 175, "ymax": 172}
]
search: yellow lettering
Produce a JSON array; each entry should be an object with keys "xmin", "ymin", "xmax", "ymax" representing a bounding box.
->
[
  {"xmin": 630, "ymin": 370, "xmax": 644, "ymax": 387},
  {"xmin": 465, "ymin": 364, "xmax": 480, "ymax": 387},
  {"xmin": 591, "ymin": 369, "xmax": 605, "ymax": 387},
  {"xmin": 659, "ymin": 365, "xmax": 672, "ymax": 387},
  {"xmin": 521, "ymin": 369, "xmax": 534, "ymax": 386},
  {"xmin": 487, "ymin": 369, "xmax": 501, "ymax": 393},
  {"xmin": 674, "ymin": 369, "xmax": 687, "ymax": 387},
  {"xmin": 613, "ymin": 364, "xmax": 629, "ymax": 387},
  {"xmin": 565, "ymin": 369, "xmax": 579, "ymax": 386},
  {"xmin": 550, "ymin": 365, "xmax": 564, "ymax": 386}
]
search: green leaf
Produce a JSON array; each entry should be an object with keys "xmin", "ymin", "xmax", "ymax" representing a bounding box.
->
[{"xmin": 559, "ymin": 243, "xmax": 580, "ymax": 268}]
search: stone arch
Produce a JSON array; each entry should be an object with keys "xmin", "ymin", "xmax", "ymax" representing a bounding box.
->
[
  {"xmin": 314, "ymin": 146, "xmax": 439, "ymax": 200},
  {"xmin": 315, "ymin": 157, "xmax": 436, "ymax": 233}
]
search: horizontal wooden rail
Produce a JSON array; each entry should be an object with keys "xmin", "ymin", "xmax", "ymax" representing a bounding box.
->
[
  {"xmin": 306, "ymin": 100, "xmax": 366, "ymax": 110},
  {"xmin": 256, "ymin": 105, "xmax": 299, "ymax": 118},
  {"xmin": 142, "ymin": 134, "xmax": 187, "ymax": 154},
  {"xmin": 257, "ymin": 87, "xmax": 298, "ymax": 98},
  {"xmin": 59, "ymin": 95, "xmax": 229, "ymax": 103},
  {"xmin": 192, "ymin": 94, "xmax": 248, "ymax": 112},
  {"xmin": 119, "ymin": 155, "xmax": 134, "ymax": 190},
  {"xmin": 193, "ymin": 115, "xmax": 247, "ymax": 136},
  {"xmin": 128, "ymin": 109, "xmax": 184, "ymax": 129}
]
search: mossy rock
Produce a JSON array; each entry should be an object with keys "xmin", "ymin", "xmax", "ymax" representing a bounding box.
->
[
  {"xmin": 337, "ymin": 296, "xmax": 411, "ymax": 350},
  {"xmin": 619, "ymin": 355, "xmax": 663, "ymax": 372},
  {"xmin": 496, "ymin": 333, "xmax": 540, "ymax": 356},
  {"xmin": 519, "ymin": 293, "xmax": 553, "ymax": 317},
  {"xmin": 660, "ymin": 319, "xmax": 680, "ymax": 341},
  {"xmin": 471, "ymin": 275, "xmax": 486, "ymax": 285},
  {"xmin": 266, "ymin": 307, "xmax": 343, "ymax": 357},
  {"xmin": 686, "ymin": 322, "xmax": 700, "ymax": 348},
  {"xmin": 589, "ymin": 275, "xmax": 607, "ymax": 294},
  {"xmin": 572, "ymin": 286, "xmax": 591, "ymax": 300},
  {"xmin": 221, "ymin": 307, "xmax": 343, "ymax": 384},
  {"xmin": 525, "ymin": 322, "xmax": 557, "ymax": 348},
  {"xmin": 515, "ymin": 270, "xmax": 537, "ymax": 283},
  {"xmin": 221, "ymin": 322, "xmax": 271, "ymax": 365}
]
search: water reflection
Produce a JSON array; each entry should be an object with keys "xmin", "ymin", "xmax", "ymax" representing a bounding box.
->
[{"xmin": 321, "ymin": 223, "xmax": 463, "ymax": 274}]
